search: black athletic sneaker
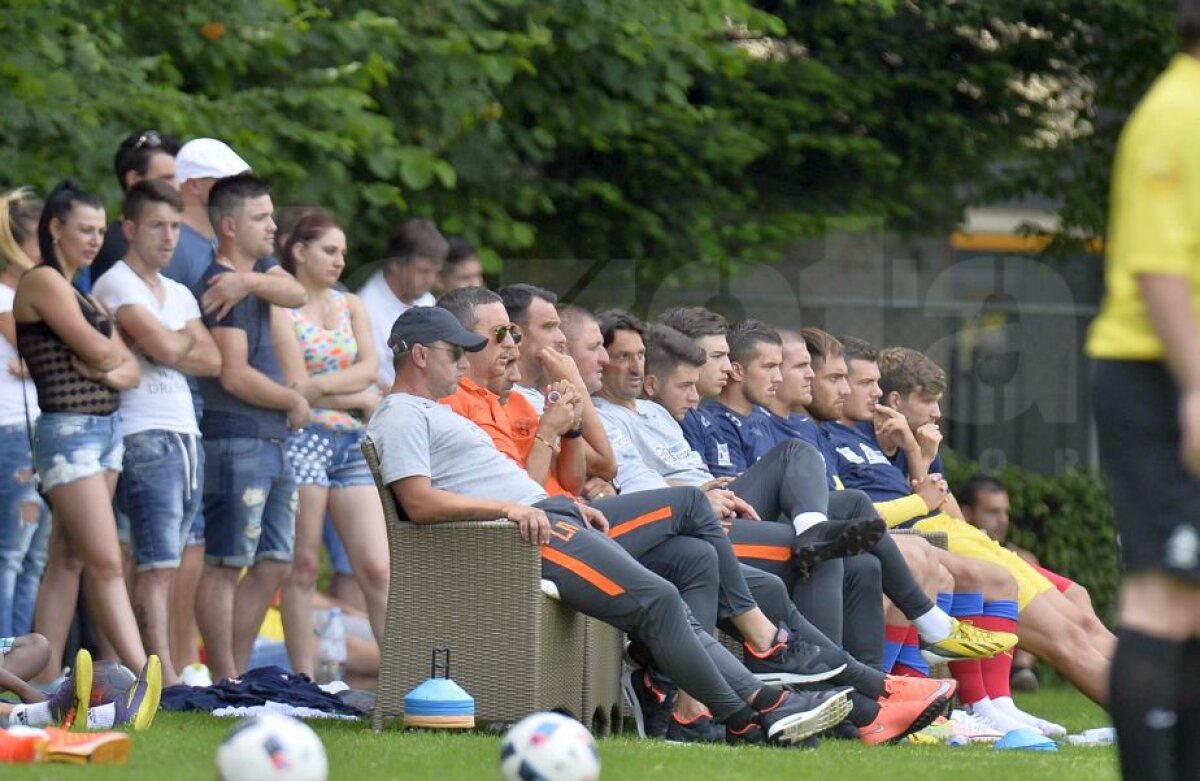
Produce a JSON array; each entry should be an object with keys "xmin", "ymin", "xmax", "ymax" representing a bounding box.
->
[
  {"xmin": 743, "ymin": 623, "xmax": 848, "ymax": 685},
  {"xmin": 792, "ymin": 517, "xmax": 886, "ymax": 580},
  {"xmin": 622, "ymin": 667, "xmax": 676, "ymax": 739},
  {"xmin": 665, "ymin": 712, "xmax": 725, "ymax": 744},
  {"xmin": 757, "ymin": 687, "xmax": 855, "ymax": 745}
]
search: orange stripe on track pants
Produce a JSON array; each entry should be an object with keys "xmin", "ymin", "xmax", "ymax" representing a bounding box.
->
[
  {"xmin": 607, "ymin": 506, "xmax": 672, "ymax": 539},
  {"xmin": 540, "ymin": 545, "xmax": 626, "ymax": 597}
]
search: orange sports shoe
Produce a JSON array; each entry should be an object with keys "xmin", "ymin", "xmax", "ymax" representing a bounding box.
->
[
  {"xmin": 859, "ymin": 676, "xmax": 957, "ymax": 745},
  {"xmin": 44, "ymin": 727, "xmax": 132, "ymax": 765},
  {"xmin": 0, "ymin": 727, "xmax": 49, "ymax": 763}
]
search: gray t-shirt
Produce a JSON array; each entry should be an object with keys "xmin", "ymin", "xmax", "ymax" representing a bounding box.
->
[
  {"xmin": 366, "ymin": 392, "xmax": 548, "ymax": 505},
  {"xmin": 594, "ymin": 396, "xmax": 714, "ymax": 491}
]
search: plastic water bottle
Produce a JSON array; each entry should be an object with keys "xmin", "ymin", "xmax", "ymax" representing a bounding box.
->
[{"xmin": 315, "ymin": 607, "xmax": 347, "ymax": 684}]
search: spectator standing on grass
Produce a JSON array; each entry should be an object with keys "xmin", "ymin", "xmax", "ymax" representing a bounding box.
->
[
  {"xmin": 13, "ymin": 180, "xmax": 148, "ymax": 680},
  {"xmin": 271, "ymin": 211, "xmax": 388, "ymax": 677},
  {"xmin": 162, "ymin": 137, "xmax": 253, "ymax": 674},
  {"xmin": 91, "ymin": 180, "xmax": 221, "ymax": 686},
  {"xmin": 435, "ymin": 237, "xmax": 485, "ymax": 295},
  {"xmin": 191, "ymin": 173, "xmax": 307, "ymax": 682},
  {"xmin": 0, "ymin": 188, "xmax": 49, "ymax": 638}
]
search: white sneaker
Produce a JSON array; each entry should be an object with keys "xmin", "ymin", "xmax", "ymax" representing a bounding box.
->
[
  {"xmin": 945, "ymin": 709, "xmax": 1006, "ymax": 743},
  {"xmin": 180, "ymin": 663, "xmax": 212, "ymax": 688}
]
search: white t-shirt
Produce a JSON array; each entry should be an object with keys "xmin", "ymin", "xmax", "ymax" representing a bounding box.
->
[
  {"xmin": 594, "ymin": 396, "xmax": 714, "ymax": 491},
  {"xmin": 357, "ymin": 270, "xmax": 435, "ymax": 389},
  {"xmin": 91, "ymin": 261, "xmax": 201, "ymax": 437},
  {"xmin": 0, "ymin": 283, "xmax": 38, "ymax": 426}
]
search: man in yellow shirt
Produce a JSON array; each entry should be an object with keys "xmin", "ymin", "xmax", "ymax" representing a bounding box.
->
[{"xmin": 1087, "ymin": 6, "xmax": 1200, "ymax": 779}]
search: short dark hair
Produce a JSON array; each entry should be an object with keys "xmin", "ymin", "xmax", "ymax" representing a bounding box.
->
[
  {"xmin": 280, "ymin": 210, "xmax": 341, "ymax": 274},
  {"xmin": 644, "ymin": 323, "xmax": 707, "ymax": 380},
  {"xmin": 113, "ymin": 129, "xmax": 180, "ymax": 191},
  {"xmin": 658, "ymin": 306, "xmax": 728, "ymax": 339},
  {"xmin": 445, "ymin": 237, "xmax": 478, "ymax": 267},
  {"xmin": 727, "ymin": 319, "xmax": 782, "ymax": 365},
  {"xmin": 122, "ymin": 179, "xmax": 183, "ymax": 224},
  {"xmin": 960, "ymin": 474, "xmax": 1007, "ymax": 508},
  {"xmin": 558, "ymin": 303, "xmax": 598, "ymax": 343},
  {"xmin": 207, "ymin": 172, "xmax": 270, "ymax": 233},
  {"xmin": 38, "ymin": 179, "xmax": 103, "ymax": 275},
  {"xmin": 499, "ymin": 283, "xmax": 557, "ymax": 326},
  {"xmin": 802, "ymin": 327, "xmax": 843, "ymax": 369},
  {"xmin": 878, "ymin": 346, "xmax": 947, "ymax": 399},
  {"xmin": 597, "ymin": 309, "xmax": 644, "ymax": 348},
  {"xmin": 384, "ymin": 218, "xmax": 448, "ymax": 266},
  {"xmin": 1180, "ymin": 0, "xmax": 1200, "ymax": 48},
  {"xmin": 839, "ymin": 336, "xmax": 879, "ymax": 366},
  {"xmin": 437, "ymin": 286, "xmax": 503, "ymax": 331}
]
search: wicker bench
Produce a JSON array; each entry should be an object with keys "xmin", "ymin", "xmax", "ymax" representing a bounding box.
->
[{"xmin": 362, "ymin": 438, "xmax": 622, "ymax": 734}]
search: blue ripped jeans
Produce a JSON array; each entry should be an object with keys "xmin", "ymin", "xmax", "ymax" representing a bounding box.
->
[{"xmin": 0, "ymin": 424, "xmax": 51, "ymax": 636}]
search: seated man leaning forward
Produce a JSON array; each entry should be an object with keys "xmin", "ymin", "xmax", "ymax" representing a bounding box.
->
[{"xmin": 366, "ymin": 306, "xmax": 855, "ymax": 746}]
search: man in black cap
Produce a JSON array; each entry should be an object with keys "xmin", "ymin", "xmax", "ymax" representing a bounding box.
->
[{"xmin": 365, "ymin": 306, "xmax": 855, "ymax": 746}]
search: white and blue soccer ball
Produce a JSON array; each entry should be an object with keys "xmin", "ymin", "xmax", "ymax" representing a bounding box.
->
[
  {"xmin": 499, "ymin": 712, "xmax": 601, "ymax": 781},
  {"xmin": 216, "ymin": 713, "xmax": 329, "ymax": 781}
]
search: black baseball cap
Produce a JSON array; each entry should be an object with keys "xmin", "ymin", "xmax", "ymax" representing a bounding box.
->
[{"xmin": 387, "ymin": 306, "xmax": 487, "ymax": 354}]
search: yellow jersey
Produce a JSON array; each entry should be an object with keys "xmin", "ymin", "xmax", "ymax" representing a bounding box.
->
[{"xmin": 1087, "ymin": 55, "xmax": 1200, "ymax": 360}]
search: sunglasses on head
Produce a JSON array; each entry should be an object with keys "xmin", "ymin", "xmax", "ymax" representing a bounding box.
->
[
  {"xmin": 132, "ymin": 130, "xmax": 164, "ymax": 151},
  {"xmin": 489, "ymin": 324, "xmax": 522, "ymax": 344}
]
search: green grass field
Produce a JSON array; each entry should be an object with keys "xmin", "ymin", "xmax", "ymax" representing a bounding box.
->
[{"xmin": 4, "ymin": 686, "xmax": 1116, "ymax": 780}]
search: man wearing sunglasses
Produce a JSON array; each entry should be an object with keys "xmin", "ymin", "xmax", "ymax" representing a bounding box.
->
[
  {"xmin": 88, "ymin": 129, "xmax": 182, "ymax": 287},
  {"xmin": 369, "ymin": 304, "xmax": 857, "ymax": 746}
]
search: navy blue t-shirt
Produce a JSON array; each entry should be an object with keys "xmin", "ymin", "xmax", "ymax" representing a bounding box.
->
[
  {"xmin": 703, "ymin": 400, "xmax": 777, "ymax": 475},
  {"xmin": 761, "ymin": 411, "xmax": 839, "ymax": 490},
  {"xmin": 822, "ymin": 420, "xmax": 914, "ymax": 501},
  {"xmin": 681, "ymin": 406, "xmax": 739, "ymax": 478},
  {"xmin": 891, "ymin": 444, "xmax": 945, "ymax": 481},
  {"xmin": 193, "ymin": 257, "xmax": 288, "ymax": 441}
]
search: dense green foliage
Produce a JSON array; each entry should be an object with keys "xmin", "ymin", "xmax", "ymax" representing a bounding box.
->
[
  {"xmin": 944, "ymin": 450, "xmax": 1120, "ymax": 624},
  {"xmin": 0, "ymin": 0, "xmax": 1175, "ymax": 286}
]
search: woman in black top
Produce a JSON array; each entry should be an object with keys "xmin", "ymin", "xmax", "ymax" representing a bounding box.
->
[{"xmin": 13, "ymin": 180, "xmax": 149, "ymax": 682}]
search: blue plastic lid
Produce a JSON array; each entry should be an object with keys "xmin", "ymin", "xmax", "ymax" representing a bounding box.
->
[{"xmin": 994, "ymin": 728, "xmax": 1058, "ymax": 752}]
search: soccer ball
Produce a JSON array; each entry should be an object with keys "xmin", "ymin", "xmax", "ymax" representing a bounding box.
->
[
  {"xmin": 499, "ymin": 712, "xmax": 600, "ymax": 781},
  {"xmin": 215, "ymin": 713, "xmax": 328, "ymax": 781},
  {"xmin": 90, "ymin": 660, "xmax": 137, "ymax": 706}
]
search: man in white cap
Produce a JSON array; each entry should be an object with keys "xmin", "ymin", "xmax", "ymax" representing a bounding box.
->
[{"xmin": 161, "ymin": 137, "xmax": 284, "ymax": 679}]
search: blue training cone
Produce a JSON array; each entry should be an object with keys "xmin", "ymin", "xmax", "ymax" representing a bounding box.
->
[
  {"xmin": 404, "ymin": 647, "xmax": 475, "ymax": 729},
  {"xmin": 994, "ymin": 728, "xmax": 1058, "ymax": 752}
]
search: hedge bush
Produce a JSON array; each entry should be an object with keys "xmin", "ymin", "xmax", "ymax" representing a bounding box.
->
[{"xmin": 943, "ymin": 450, "xmax": 1120, "ymax": 624}]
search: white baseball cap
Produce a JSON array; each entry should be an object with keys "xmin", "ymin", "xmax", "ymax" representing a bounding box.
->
[{"xmin": 174, "ymin": 138, "xmax": 251, "ymax": 184}]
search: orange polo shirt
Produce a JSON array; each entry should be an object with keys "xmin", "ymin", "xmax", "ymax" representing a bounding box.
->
[{"xmin": 441, "ymin": 376, "xmax": 573, "ymax": 498}]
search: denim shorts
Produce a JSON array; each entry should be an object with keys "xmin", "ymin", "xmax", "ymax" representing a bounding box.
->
[
  {"xmin": 285, "ymin": 426, "xmax": 373, "ymax": 489},
  {"xmin": 203, "ymin": 437, "xmax": 297, "ymax": 567},
  {"xmin": 32, "ymin": 413, "xmax": 124, "ymax": 493},
  {"xmin": 117, "ymin": 430, "xmax": 203, "ymax": 571}
]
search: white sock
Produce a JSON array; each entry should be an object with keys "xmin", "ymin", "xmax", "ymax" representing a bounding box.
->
[
  {"xmin": 967, "ymin": 698, "xmax": 1028, "ymax": 734},
  {"xmin": 88, "ymin": 704, "xmax": 116, "ymax": 730},
  {"xmin": 991, "ymin": 696, "xmax": 1066, "ymax": 737},
  {"xmin": 792, "ymin": 512, "xmax": 827, "ymax": 535},
  {"xmin": 911, "ymin": 607, "xmax": 953, "ymax": 642},
  {"xmin": 8, "ymin": 702, "xmax": 51, "ymax": 727}
]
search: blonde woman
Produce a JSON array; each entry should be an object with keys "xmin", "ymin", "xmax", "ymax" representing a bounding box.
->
[
  {"xmin": 0, "ymin": 188, "xmax": 49, "ymax": 638},
  {"xmin": 272, "ymin": 211, "xmax": 388, "ymax": 677}
]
